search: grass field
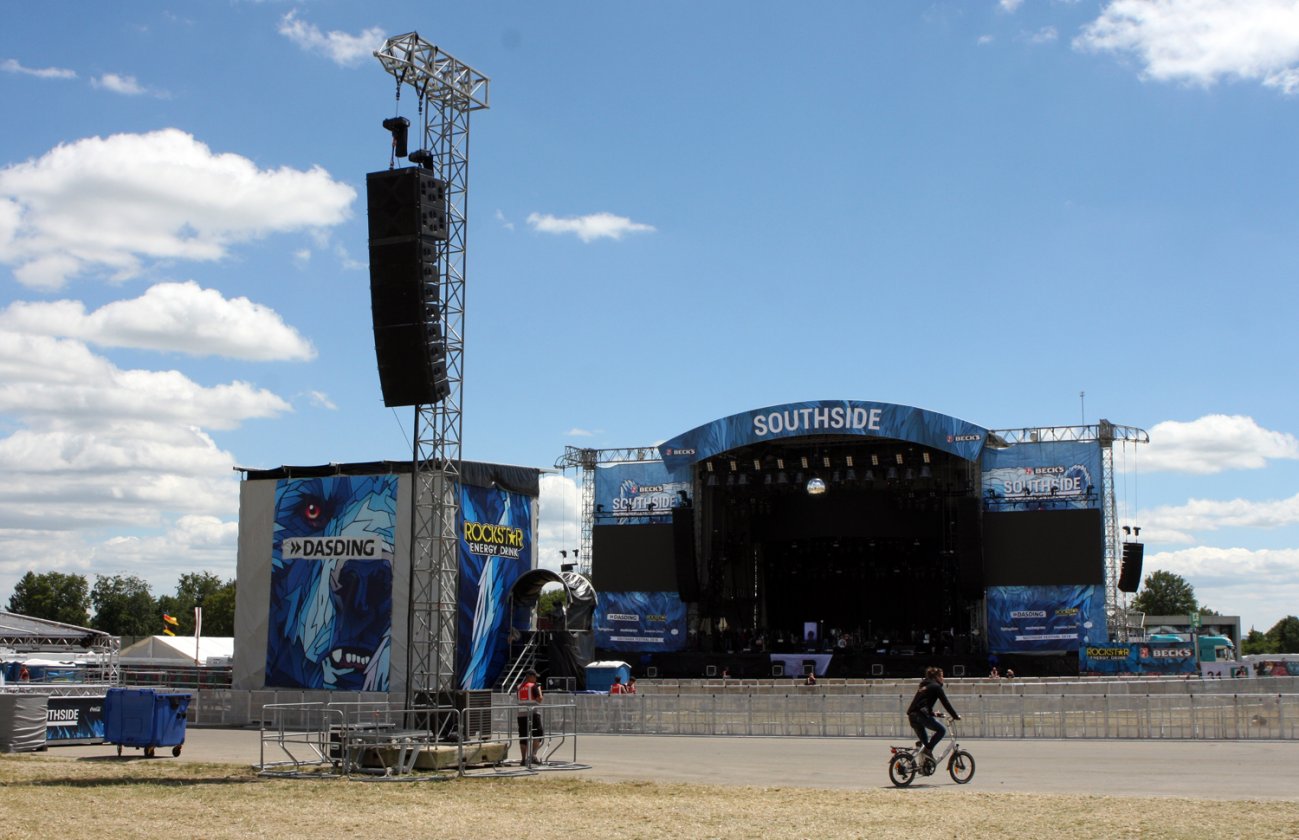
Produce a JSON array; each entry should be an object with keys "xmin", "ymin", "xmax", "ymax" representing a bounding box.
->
[{"xmin": 2, "ymin": 755, "xmax": 1298, "ymax": 839}]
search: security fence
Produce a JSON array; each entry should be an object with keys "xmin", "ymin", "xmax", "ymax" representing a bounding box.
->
[{"xmin": 185, "ymin": 680, "xmax": 1299, "ymax": 741}]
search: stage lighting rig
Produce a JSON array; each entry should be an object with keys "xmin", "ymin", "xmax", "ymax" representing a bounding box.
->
[{"xmin": 382, "ymin": 116, "xmax": 410, "ymax": 157}]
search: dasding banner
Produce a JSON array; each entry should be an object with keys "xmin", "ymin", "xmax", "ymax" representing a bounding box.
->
[
  {"xmin": 594, "ymin": 591, "xmax": 687, "ymax": 652},
  {"xmin": 986, "ymin": 584, "xmax": 1105, "ymax": 653},
  {"xmin": 593, "ymin": 461, "xmax": 692, "ymax": 525},
  {"xmin": 1079, "ymin": 642, "xmax": 1197, "ymax": 675},
  {"xmin": 658, "ymin": 400, "xmax": 990, "ymax": 470},
  {"xmin": 457, "ymin": 482, "xmax": 533, "ymax": 690},
  {"xmin": 981, "ymin": 440, "xmax": 1102, "ymax": 510},
  {"xmin": 266, "ymin": 475, "xmax": 396, "ymax": 691}
]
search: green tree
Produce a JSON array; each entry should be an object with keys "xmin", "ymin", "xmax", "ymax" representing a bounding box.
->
[
  {"xmin": 1131, "ymin": 570, "xmax": 1199, "ymax": 616},
  {"xmin": 158, "ymin": 572, "xmax": 231, "ymax": 636},
  {"xmin": 90, "ymin": 574, "xmax": 158, "ymax": 636},
  {"xmin": 1265, "ymin": 616, "xmax": 1299, "ymax": 653},
  {"xmin": 1241, "ymin": 628, "xmax": 1269, "ymax": 656},
  {"xmin": 6, "ymin": 571, "xmax": 91, "ymax": 625}
]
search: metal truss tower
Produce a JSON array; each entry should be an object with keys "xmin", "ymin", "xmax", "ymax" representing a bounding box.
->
[
  {"xmin": 374, "ymin": 33, "xmax": 489, "ymax": 705},
  {"xmin": 990, "ymin": 421, "xmax": 1149, "ymax": 641},
  {"xmin": 554, "ymin": 446, "xmax": 662, "ymax": 577}
]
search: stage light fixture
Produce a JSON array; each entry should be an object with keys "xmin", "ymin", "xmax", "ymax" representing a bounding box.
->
[
  {"xmin": 845, "ymin": 455, "xmax": 855, "ymax": 468},
  {"xmin": 822, "ymin": 456, "xmax": 831, "ymax": 468},
  {"xmin": 864, "ymin": 469, "xmax": 875, "ymax": 482},
  {"xmin": 832, "ymin": 469, "xmax": 842, "ymax": 482},
  {"xmin": 800, "ymin": 456, "xmax": 809, "ymax": 469},
  {"xmin": 727, "ymin": 473, "xmax": 736, "ymax": 486},
  {"xmin": 922, "ymin": 452, "xmax": 931, "ymax": 464},
  {"xmin": 895, "ymin": 453, "xmax": 905, "ymax": 465},
  {"xmin": 806, "ymin": 477, "xmax": 827, "ymax": 496},
  {"xmin": 738, "ymin": 473, "xmax": 749, "ymax": 486},
  {"xmin": 776, "ymin": 458, "xmax": 785, "ymax": 470},
  {"xmin": 846, "ymin": 467, "xmax": 857, "ymax": 481},
  {"xmin": 920, "ymin": 464, "xmax": 932, "ymax": 479},
  {"xmin": 870, "ymin": 454, "xmax": 879, "ymax": 466},
  {"xmin": 408, "ymin": 149, "xmax": 435, "ymax": 169},
  {"xmin": 886, "ymin": 466, "xmax": 898, "ymax": 480},
  {"xmin": 765, "ymin": 473, "xmax": 774, "ymax": 486},
  {"xmin": 705, "ymin": 461, "xmax": 714, "ymax": 472},
  {"xmin": 382, "ymin": 116, "xmax": 410, "ymax": 157},
  {"xmin": 904, "ymin": 467, "xmax": 914, "ymax": 481},
  {"xmin": 753, "ymin": 458, "xmax": 762, "ymax": 470},
  {"xmin": 707, "ymin": 474, "xmax": 718, "ymax": 487},
  {"xmin": 777, "ymin": 470, "xmax": 789, "ymax": 484},
  {"xmin": 729, "ymin": 460, "xmax": 738, "ymax": 472}
]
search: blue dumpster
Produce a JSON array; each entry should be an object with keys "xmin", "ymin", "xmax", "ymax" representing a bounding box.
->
[{"xmin": 103, "ymin": 687, "xmax": 191, "ymax": 757}]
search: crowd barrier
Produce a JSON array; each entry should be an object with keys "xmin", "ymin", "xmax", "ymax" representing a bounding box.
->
[{"xmin": 184, "ymin": 681, "xmax": 1299, "ymax": 742}]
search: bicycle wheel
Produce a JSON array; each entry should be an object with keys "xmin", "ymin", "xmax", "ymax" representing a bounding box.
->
[
  {"xmin": 948, "ymin": 749, "xmax": 975, "ymax": 784},
  {"xmin": 888, "ymin": 753, "xmax": 917, "ymax": 787}
]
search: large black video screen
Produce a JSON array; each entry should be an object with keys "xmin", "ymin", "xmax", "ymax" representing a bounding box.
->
[
  {"xmin": 982, "ymin": 508, "xmax": 1104, "ymax": 586},
  {"xmin": 592, "ymin": 523, "xmax": 677, "ymax": 592}
]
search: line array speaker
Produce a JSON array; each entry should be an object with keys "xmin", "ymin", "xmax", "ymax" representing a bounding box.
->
[
  {"xmin": 955, "ymin": 497, "xmax": 984, "ymax": 598},
  {"xmin": 366, "ymin": 168, "xmax": 450, "ymax": 407},
  {"xmin": 1118, "ymin": 542, "xmax": 1144, "ymax": 593},
  {"xmin": 672, "ymin": 506, "xmax": 700, "ymax": 602}
]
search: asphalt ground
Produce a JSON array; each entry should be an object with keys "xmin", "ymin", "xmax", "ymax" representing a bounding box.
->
[{"xmin": 28, "ymin": 727, "xmax": 1299, "ymax": 800}]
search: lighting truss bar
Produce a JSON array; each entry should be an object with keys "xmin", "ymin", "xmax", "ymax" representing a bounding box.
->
[
  {"xmin": 554, "ymin": 446, "xmax": 661, "ymax": 576},
  {"xmin": 375, "ymin": 33, "xmax": 490, "ymax": 111}
]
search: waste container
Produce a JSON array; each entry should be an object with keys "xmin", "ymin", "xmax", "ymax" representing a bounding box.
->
[{"xmin": 103, "ymin": 687, "xmax": 191, "ymax": 758}]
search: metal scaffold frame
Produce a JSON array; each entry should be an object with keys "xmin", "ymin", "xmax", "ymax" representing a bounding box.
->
[
  {"xmin": 990, "ymin": 420, "xmax": 1149, "ymax": 640},
  {"xmin": 374, "ymin": 33, "xmax": 489, "ymax": 705},
  {"xmin": 554, "ymin": 446, "xmax": 663, "ymax": 577}
]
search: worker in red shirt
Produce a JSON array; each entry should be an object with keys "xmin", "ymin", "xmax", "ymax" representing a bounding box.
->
[{"xmin": 516, "ymin": 669, "xmax": 544, "ymax": 765}]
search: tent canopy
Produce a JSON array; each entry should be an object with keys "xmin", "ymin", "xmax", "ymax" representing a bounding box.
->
[{"xmin": 119, "ymin": 635, "xmax": 234, "ymax": 665}]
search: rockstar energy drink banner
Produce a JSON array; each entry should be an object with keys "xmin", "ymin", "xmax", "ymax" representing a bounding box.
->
[{"xmin": 1079, "ymin": 642, "xmax": 1197, "ymax": 675}]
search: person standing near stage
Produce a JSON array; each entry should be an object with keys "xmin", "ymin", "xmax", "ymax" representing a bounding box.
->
[
  {"xmin": 907, "ymin": 666, "xmax": 960, "ymax": 764},
  {"xmin": 626, "ymin": 676, "xmax": 637, "ymax": 694},
  {"xmin": 516, "ymin": 669, "xmax": 544, "ymax": 765}
]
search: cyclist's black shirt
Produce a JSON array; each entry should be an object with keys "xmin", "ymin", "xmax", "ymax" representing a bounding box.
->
[{"xmin": 907, "ymin": 677, "xmax": 958, "ymax": 718}]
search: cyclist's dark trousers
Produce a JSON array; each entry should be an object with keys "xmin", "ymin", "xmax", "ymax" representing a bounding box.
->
[{"xmin": 909, "ymin": 711, "xmax": 945, "ymax": 751}]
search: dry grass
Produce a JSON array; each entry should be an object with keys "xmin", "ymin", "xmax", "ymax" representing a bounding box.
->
[{"xmin": 2, "ymin": 755, "xmax": 1298, "ymax": 840}]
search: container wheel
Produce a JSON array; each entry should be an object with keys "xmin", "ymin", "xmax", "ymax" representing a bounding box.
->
[
  {"xmin": 172, "ymin": 744, "xmax": 182, "ymax": 757},
  {"xmin": 144, "ymin": 746, "xmax": 156, "ymax": 758}
]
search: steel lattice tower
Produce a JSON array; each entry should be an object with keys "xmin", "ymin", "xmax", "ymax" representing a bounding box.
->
[{"xmin": 374, "ymin": 33, "xmax": 489, "ymax": 705}]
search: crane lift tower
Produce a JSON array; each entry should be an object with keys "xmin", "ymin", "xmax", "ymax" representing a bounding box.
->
[{"xmin": 371, "ymin": 33, "xmax": 489, "ymax": 707}]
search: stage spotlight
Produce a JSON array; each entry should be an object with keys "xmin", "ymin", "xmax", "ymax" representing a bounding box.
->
[
  {"xmin": 870, "ymin": 454, "xmax": 880, "ymax": 467},
  {"xmin": 806, "ymin": 477, "xmax": 827, "ymax": 496},
  {"xmin": 904, "ymin": 467, "xmax": 914, "ymax": 481},
  {"xmin": 408, "ymin": 149, "xmax": 435, "ymax": 169},
  {"xmin": 707, "ymin": 474, "xmax": 718, "ymax": 487},
  {"xmin": 919, "ymin": 464, "xmax": 932, "ymax": 479},
  {"xmin": 800, "ymin": 456, "xmax": 809, "ymax": 469},
  {"xmin": 777, "ymin": 470, "xmax": 789, "ymax": 484},
  {"xmin": 864, "ymin": 469, "xmax": 875, "ymax": 482},
  {"xmin": 776, "ymin": 458, "xmax": 785, "ymax": 470},
  {"xmin": 895, "ymin": 453, "xmax": 905, "ymax": 465},
  {"xmin": 729, "ymin": 459, "xmax": 738, "ymax": 472},
  {"xmin": 886, "ymin": 466, "xmax": 898, "ymax": 480},
  {"xmin": 822, "ymin": 456, "xmax": 831, "ymax": 468},
  {"xmin": 922, "ymin": 452, "xmax": 931, "ymax": 464},
  {"xmin": 738, "ymin": 473, "xmax": 749, "ymax": 486},
  {"xmin": 832, "ymin": 469, "xmax": 842, "ymax": 482},
  {"xmin": 382, "ymin": 116, "xmax": 410, "ymax": 157},
  {"xmin": 846, "ymin": 467, "xmax": 857, "ymax": 481},
  {"xmin": 705, "ymin": 461, "xmax": 714, "ymax": 473},
  {"xmin": 764, "ymin": 473, "xmax": 774, "ymax": 486},
  {"xmin": 752, "ymin": 458, "xmax": 762, "ymax": 470},
  {"xmin": 845, "ymin": 455, "xmax": 855, "ymax": 468}
]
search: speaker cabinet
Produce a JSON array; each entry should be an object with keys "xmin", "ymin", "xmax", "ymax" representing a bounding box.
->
[{"xmin": 1118, "ymin": 542, "xmax": 1144, "ymax": 593}]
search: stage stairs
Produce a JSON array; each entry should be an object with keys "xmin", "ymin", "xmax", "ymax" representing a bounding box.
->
[{"xmin": 495, "ymin": 632, "xmax": 548, "ymax": 693}]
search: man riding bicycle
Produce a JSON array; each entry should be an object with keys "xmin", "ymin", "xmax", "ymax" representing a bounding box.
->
[{"xmin": 907, "ymin": 666, "xmax": 960, "ymax": 761}]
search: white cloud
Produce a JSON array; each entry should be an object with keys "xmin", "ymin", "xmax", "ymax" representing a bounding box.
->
[
  {"xmin": 1, "ymin": 58, "xmax": 76, "ymax": 79},
  {"xmin": 1076, "ymin": 0, "xmax": 1299, "ymax": 93},
  {"xmin": 526, "ymin": 212, "xmax": 656, "ymax": 243},
  {"xmin": 0, "ymin": 129, "xmax": 355, "ymax": 289},
  {"xmin": 277, "ymin": 11, "xmax": 386, "ymax": 67},
  {"xmin": 1139, "ymin": 492, "xmax": 1299, "ymax": 544},
  {"xmin": 566, "ymin": 427, "xmax": 596, "ymax": 438},
  {"xmin": 1000, "ymin": 0, "xmax": 1025, "ymax": 12},
  {"xmin": 536, "ymin": 474, "xmax": 582, "ymax": 572},
  {"xmin": 91, "ymin": 73, "xmax": 146, "ymax": 96},
  {"xmin": 0, "ymin": 281, "xmax": 316, "ymax": 361},
  {"xmin": 1143, "ymin": 545, "xmax": 1299, "ymax": 630},
  {"xmin": 1135, "ymin": 415, "xmax": 1299, "ymax": 474},
  {"xmin": 495, "ymin": 209, "xmax": 515, "ymax": 232},
  {"xmin": 1028, "ymin": 26, "xmax": 1059, "ymax": 44},
  {"xmin": 302, "ymin": 390, "xmax": 338, "ymax": 410}
]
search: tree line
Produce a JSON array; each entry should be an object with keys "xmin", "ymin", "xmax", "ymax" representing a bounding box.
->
[
  {"xmin": 5, "ymin": 571, "xmax": 235, "ymax": 638},
  {"xmin": 1130, "ymin": 569, "xmax": 1299, "ymax": 654}
]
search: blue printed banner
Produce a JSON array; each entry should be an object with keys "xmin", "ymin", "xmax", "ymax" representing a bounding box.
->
[
  {"xmin": 593, "ymin": 461, "xmax": 692, "ymax": 525},
  {"xmin": 594, "ymin": 591, "xmax": 687, "ymax": 652},
  {"xmin": 458, "ymin": 483, "xmax": 533, "ymax": 690},
  {"xmin": 981, "ymin": 440, "xmax": 1103, "ymax": 510},
  {"xmin": 986, "ymin": 585, "xmax": 1105, "ymax": 653},
  {"xmin": 266, "ymin": 475, "xmax": 396, "ymax": 691},
  {"xmin": 658, "ymin": 400, "xmax": 990, "ymax": 470},
  {"xmin": 1079, "ymin": 642, "xmax": 1198, "ymax": 675}
]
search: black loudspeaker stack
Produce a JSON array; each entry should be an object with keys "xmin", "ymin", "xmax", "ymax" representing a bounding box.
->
[
  {"xmin": 366, "ymin": 167, "xmax": 450, "ymax": 407},
  {"xmin": 1118, "ymin": 542, "xmax": 1144, "ymax": 593},
  {"xmin": 955, "ymin": 497, "xmax": 984, "ymax": 598},
  {"xmin": 672, "ymin": 506, "xmax": 700, "ymax": 602}
]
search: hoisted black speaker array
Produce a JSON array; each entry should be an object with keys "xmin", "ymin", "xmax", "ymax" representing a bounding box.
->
[
  {"xmin": 366, "ymin": 167, "xmax": 450, "ymax": 407},
  {"xmin": 1118, "ymin": 542, "xmax": 1144, "ymax": 593}
]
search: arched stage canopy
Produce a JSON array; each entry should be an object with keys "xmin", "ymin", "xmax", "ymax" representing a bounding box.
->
[
  {"xmin": 510, "ymin": 568, "xmax": 596, "ymax": 632},
  {"xmin": 658, "ymin": 399, "xmax": 993, "ymax": 469}
]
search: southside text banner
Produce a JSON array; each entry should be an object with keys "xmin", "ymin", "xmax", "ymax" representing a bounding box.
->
[
  {"xmin": 986, "ymin": 584, "xmax": 1105, "ymax": 653},
  {"xmin": 594, "ymin": 591, "xmax": 687, "ymax": 652},
  {"xmin": 593, "ymin": 461, "xmax": 691, "ymax": 525},
  {"xmin": 659, "ymin": 400, "xmax": 990, "ymax": 470},
  {"xmin": 458, "ymin": 482, "xmax": 533, "ymax": 690},
  {"xmin": 266, "ymin": 475, "xmax": 396, "ymax": 691},
  {"xmin": 981, "ymin": 440, "xmax": 1102, "ymax": 510},
  {"xmin": 1079, "ymin": 642, "xmax": 1197, "ymax": 675}
]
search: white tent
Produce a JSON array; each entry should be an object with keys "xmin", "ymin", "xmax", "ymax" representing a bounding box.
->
[{"xmin": 119, "ymin": 635, "xmax": 234, "ymax": 666}]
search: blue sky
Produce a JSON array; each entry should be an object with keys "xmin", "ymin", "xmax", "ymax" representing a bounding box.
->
[{"xmin": 1, "ymin": 1, "xmax": 1296, "ymax": 635}]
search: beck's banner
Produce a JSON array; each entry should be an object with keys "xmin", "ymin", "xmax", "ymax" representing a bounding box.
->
[
  {"xmin": 458, "ymin": 482, "xmax": 533, "ymax": 690},
  {"xmin": 594, "ymin": 461, "xmax": 692, "ymax": 525},
  {"xmin": 594, "ymin": 591, "xmax": 687, "ymax": 652},
  {"xmin": 658, "ymin": 400, "xmax": 990, "ymax": 470},
  {"xmin": 981, "ymin": 439, "xmax": 1102, "ymax": 510},
  {"xmin": 266, "ymin": 475, "xmax": 396, "ymax": 691},
  {"xmin": 986, "ymin": 584, "xmax": 1104, "ymax": 653},
  {"xmin": 1079, "ymin": 642, "xmax": 1197, "ymax": 675}
]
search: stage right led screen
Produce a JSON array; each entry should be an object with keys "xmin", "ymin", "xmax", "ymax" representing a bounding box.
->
[{"xmin": 982, "ymin": 508, "xmax": 1104, "ymax": 586}]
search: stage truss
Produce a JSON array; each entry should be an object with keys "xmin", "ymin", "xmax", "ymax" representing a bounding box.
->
[
  {"xmin": 374, "ymin": 33, "xmax": 489, "ymax": 705},
  {"xmin": 990, "ymin": 420, "xmax": 1149, "ymax": 641},
  {"xmin": 554, "ymin": 446, "xmax": 661, "ymax": 578}
]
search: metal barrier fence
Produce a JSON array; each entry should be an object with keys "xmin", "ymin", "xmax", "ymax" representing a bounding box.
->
[
  {"xmin": 568, "ymin": 691, "xmax": 1298, "ymax": 740},
  {"xmin": 255, "ymin": 697, "xmax": 579, "ymax": 778}
]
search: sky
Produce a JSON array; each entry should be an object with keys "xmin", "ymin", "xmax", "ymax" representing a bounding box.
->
[{"xmin": 1, "ymin": 0, "xmax": 1297, "ymax": 635}]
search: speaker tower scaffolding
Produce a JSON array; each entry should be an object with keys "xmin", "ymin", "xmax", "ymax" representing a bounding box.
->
[{"xmin": 374, "ymin": 33, "xmax": 489, "ymax": 705}]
